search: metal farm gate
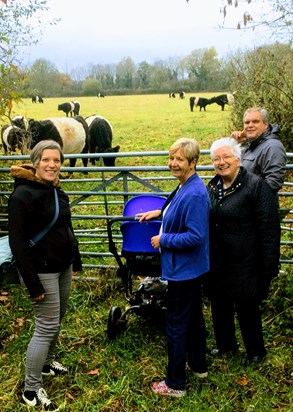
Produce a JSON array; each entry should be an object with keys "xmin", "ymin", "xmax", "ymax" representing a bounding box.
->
[{"xmin": 0, "ymin": 151, "xmax": 292, "ymax": 278}]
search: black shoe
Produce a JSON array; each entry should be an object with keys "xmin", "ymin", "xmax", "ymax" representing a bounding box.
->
[
  {"xmin": 22, "ymin": 388, "xmax": 59, "ymax": 411},
  {"xmin": 210, "ymin": 346, "xmax": 239, "ymax": 356},
  {"xmin": 42, "ymin": 361, "xmax": 68, "ymax": 376},
  {"xmin": 245, "ymin": 354, "xmax": 266, "ymax": 366}
]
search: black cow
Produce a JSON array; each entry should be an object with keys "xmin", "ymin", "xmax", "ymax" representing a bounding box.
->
[
  {"xmin": 169, "ymin": 92, "xmax": 176, "ymax": 98},
  {"xmin": 1, "ymin": 125, "xmax": 27, "ymax": 154},
  {"xmin": 179, "ymin": 91, "xmax": 185, "ymax": 99},
  {"xmin": 85, "ymin": 115, "xmax": 120, "ymax": 166},
  {"xmin": 97, "ymin": 93, "xmax": 105, "ymax": 98},
  {"xmin": 58, "ymin": 102, "xmax": 74, "ymax": 117},
  {"xmin": 28, "ymin": 117, "xmax": 89, "ymax": 173},
  {"xmin": 189, "ymin": 96, "xmax": 211, "ymax": 112},
  {"xmin": 210, "ymin": 93, "xmax": 235, "ymax": 111}
]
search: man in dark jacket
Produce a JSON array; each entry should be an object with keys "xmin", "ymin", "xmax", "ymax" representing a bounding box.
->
[{"xmin": 231, "ymin": 107, "xmax": 287, "ymax": 194}]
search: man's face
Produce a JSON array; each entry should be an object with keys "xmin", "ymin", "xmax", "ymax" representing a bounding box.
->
[{"xmin": 243, "ymin": 111, "xmax": 269, "ymax": 141}]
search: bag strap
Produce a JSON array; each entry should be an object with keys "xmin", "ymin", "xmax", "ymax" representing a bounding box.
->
[{"xmin": 29, "ymin": 188, "xmax": 59, "ymax": 247}]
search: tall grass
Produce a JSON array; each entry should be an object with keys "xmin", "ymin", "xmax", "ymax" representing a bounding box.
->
[{"xmin": 0, "ymin": 95, "xmax": 292, "ymax": 411}]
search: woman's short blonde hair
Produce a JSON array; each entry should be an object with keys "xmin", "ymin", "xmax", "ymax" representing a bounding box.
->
[{"xmin": 169, "ymin": 138, "xmax": 200, "ymax": 163}]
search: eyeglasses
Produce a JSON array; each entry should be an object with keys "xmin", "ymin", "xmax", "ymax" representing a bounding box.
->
[{"xmin": 212, "ymin": 155, "xmax": 234, "ymax": 164}]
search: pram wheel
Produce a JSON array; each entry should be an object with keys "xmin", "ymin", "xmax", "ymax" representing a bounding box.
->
[{"xmin": 107, "ymin": 306, "xmax": 123, "ymax": 340}]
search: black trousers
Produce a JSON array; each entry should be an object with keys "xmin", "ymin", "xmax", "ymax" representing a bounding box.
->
[{"xmin": 211, "ymin": 295, "xmax": 266, "ymax": 358}]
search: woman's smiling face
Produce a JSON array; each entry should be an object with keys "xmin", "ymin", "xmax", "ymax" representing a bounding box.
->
[
  {"xmin": 212, "ymin": 146, "xmax": 240, "ymax": 180},
  {"xmin": 35, "ymin": 149, "xmax": 61, "ymax": 182},
  {"xmin": 168, "ymin": 149, "xmax": 196, "ymax": 184}
]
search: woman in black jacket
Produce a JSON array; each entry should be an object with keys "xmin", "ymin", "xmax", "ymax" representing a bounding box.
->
[
  {"xmin": 206, "ymin": 137, "xmax": 280, "ymax": 365},
  {"xmin": 8, "ymin": 140, "xmax": 82, "ymax": 411}
]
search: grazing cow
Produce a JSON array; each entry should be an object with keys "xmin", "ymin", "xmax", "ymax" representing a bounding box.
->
[
  {"xmin": 189, "ymin": 96, "xmax": 212, "ymax": 112},
  {"xmin": 97, "ymin": 93, "xmax": 105, "ymax": 98},
  {"xmin": 12, "ymin": 115, "xmax": 29, "ymax": 131},
  {"xmin": 28, "ymin": 117, "xmax": 89, "ymax": 173},
  {"xmin": 210, "ymin": 93, "xmax": 235, "ymax": 111},
  {"xmin": 169, "ymin": 92, "xmax": 176, "ymax": 98},
  {"xmin": 1, "ymin": 125, "xmax": 27, "ymax": 154},
  {"xmin": 32, "ymin": 95, "xmax": 44, "ymax": 103},
  {"xmin": 58, "ymin": 101, "xmax": 75, "ymax": 117},
  {"xmin": 85, "ymin": 115, "xmax": 120, "ymax": 166},
  {"xmin": 179, "ymin": 91, "xmax": 185, "ymax": 99},
  {"xmin": 72, "ymin": 101, "xmax": 80, "ymax": 116}
]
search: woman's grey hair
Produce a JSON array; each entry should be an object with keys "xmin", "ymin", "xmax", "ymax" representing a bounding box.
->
[
  {"xmin": 243, "ymin": 107, "xmax": 269, "ymax": 123},
  {"xmin": 210, "ymin": 137, "xmax": 242, "ymax": 160},
  {"xmin": 169, "ymin": 137, "xmax": 200, "ymax": 163},
  {"xmin": 30, "ymin": 140, "xmax": 64, "ymax": 167}
]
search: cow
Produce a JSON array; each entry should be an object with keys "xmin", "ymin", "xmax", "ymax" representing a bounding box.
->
[
  {"xmin": 28, "ymin": 117, "xmax": 89, "ymax": 173},
  {"xmin": 72, "ymin": 101, "xmax": 80, "ymax": 116},
  {"xmin": 189, "ymin": 96, "xmax": 212, "ymax": 112},
  {"xmin": 97, "ymin": 93, "xmax": 105, "ymax": 98},
  {"xmin": 169, "ymin": 92, "xmax": 176, "ymax": 98},
  {"xmin": 58, "ymin": 102, "xmax": 74, "ymax": 117},
  {"xmin": 210, "ymin": 93, "xmax": 235, "ymax": 111},
  {"xmin": 32, "ymin": 95, "xmax": 44, "ymax": 103},
  {"xmin": 1, "ymin": 125, "xmax": 27, "ymax": 154},
  {"xmin": 179, "ymin": 91, "xmax": 185, "ymax": 99},
  {"xmin": 85, "ymin": 115, "xmax": 120, "ymax": 166},
  {"xmin": 12, "ymin": 115, "xmax": 29, "ymax": 131}
]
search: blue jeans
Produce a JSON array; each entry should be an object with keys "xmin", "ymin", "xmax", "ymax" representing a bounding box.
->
[
  {"xmin": 20, "ymin": 266, "xmax": 72, "ymax": 391},
  {"xmin": 165, "ymin": 277, "xmax": 207, "ymax": 390}
]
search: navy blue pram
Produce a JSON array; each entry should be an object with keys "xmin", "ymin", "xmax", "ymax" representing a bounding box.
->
[{"xmin": 107, "ymin": 194, "xmax": 167, "ymax": 339}]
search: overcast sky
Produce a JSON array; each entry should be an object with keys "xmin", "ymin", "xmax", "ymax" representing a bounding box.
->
[{"xmin": 24, "ymin": 0, "xmax": 270, "ymax": 72}]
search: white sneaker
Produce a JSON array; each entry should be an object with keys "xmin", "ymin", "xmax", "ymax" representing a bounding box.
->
[
  {"xmin": 42, "ymin": 361, "xmax": 68, "ymax": 376},
  {"xmin": 22, "ymin": 387, "xmax": 59, "ymax": 411}
]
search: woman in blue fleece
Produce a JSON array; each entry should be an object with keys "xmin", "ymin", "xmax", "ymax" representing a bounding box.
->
[{"xmin": 138, "ymin": 138, "xmax": 210, "ymax": 397}]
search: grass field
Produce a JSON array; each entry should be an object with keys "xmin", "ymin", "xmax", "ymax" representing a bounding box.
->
[
  {"xmin": 10, "ymin": 93, "xmax": 235, "ymax": 155},
  {"xmin": 0, "ymin": 95, "xmax": 292, "ymax": 411}
]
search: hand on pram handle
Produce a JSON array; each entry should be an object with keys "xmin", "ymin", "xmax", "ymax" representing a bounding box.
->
[{"xmin": 136, "ymin": 209, "xmax": 161, "ymax": 223}]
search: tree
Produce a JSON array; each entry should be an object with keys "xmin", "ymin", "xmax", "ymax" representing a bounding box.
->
[
  {"xmin": 227, "ymin": 43, "xmax": 293, "ymax": 151},
  {"xmin": 115, "ymin": 57, "xmax": 136, "ymax": 89},
  {"xmin": 220, "ymin": 0, "xmax": 293, "ymax": 45},
  {"xmin": 0, "ymin": 0, "xmax": 56, "ymax": 118},
  {"xmin": 183, "ymin": 48, "xmax": 222, "ymax": 90}
]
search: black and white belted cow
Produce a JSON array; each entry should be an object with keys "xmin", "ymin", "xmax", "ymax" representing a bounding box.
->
[
  {"xmin": 189, "ymin": 96, "xmax": 212, "ymax": 112},
  {"xmin": 57, "ymin": 102, "xmax": 75, "ymax": 117},
  {"xmin": 28, "ymin": 117, "xmax": 89, "ymax": 174},
  {"xmin": 85, "ymin": 115, "xmax": 120, "ymax": 166},
  {"xmin": 210, "ymin": 93, "xmax": 235, "ymax": 111},
  {"xmin": 1, "ymin": 125, "xmax": 27, "ymax": 154}
]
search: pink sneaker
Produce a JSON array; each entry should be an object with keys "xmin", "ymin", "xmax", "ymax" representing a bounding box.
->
[{"xmin": 151, "ymin": 380, "xmax": 186, "ymax": 397}]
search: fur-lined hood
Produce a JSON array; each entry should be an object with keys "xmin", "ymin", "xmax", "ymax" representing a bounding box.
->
[{"xmin": 10, "ymin": 164, "xmax": 60, "ymax": 187}]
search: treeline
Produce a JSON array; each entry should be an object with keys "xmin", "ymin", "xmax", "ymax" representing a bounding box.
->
[{"xmin": 20, "ymin": 47, "xmax": 231, "ymax": 98}]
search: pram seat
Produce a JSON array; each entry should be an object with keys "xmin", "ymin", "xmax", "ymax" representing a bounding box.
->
[{"xmin": 107, "ymin": 194, "xmax": 167, "ymax": 339}]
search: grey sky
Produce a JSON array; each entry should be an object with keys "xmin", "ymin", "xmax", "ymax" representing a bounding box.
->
[{"xmin": 24, "ymin": 0, "xmax": 270, "ymax": 72}]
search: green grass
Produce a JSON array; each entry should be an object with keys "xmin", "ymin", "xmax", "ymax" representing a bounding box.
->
[{"xmin": 0, "ymin": 94, "xmax": 292, "ymax": 411}]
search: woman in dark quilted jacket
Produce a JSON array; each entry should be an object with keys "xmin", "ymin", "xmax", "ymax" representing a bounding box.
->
[{"xmin": 206, "ymin": 137, "xmax": 280, "ymax": 365}]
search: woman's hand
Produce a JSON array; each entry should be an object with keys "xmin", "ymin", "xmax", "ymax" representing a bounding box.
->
[
  {"xmin": 33, "ymin": 293, "xmax": 45, "ymax": 302},
  {"xmin": 151, "ymin": 234, "xmax": 161, "ymax": 249},
  {"xmin": 137, "ymin": 209, "xmax": 161, "ymax": 223}
]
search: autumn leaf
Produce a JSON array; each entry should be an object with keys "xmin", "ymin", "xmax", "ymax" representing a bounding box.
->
[
  {"xmin": 86, "ymin": 368, "xmax": 100, "ymax": 376},
  {"xmin": 65, "ymin": 392, "xmax": 75, "ymax": 400},
  {"xmin": 237, "ymin": 375, "xmax": 249, "ymax": 386}
]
